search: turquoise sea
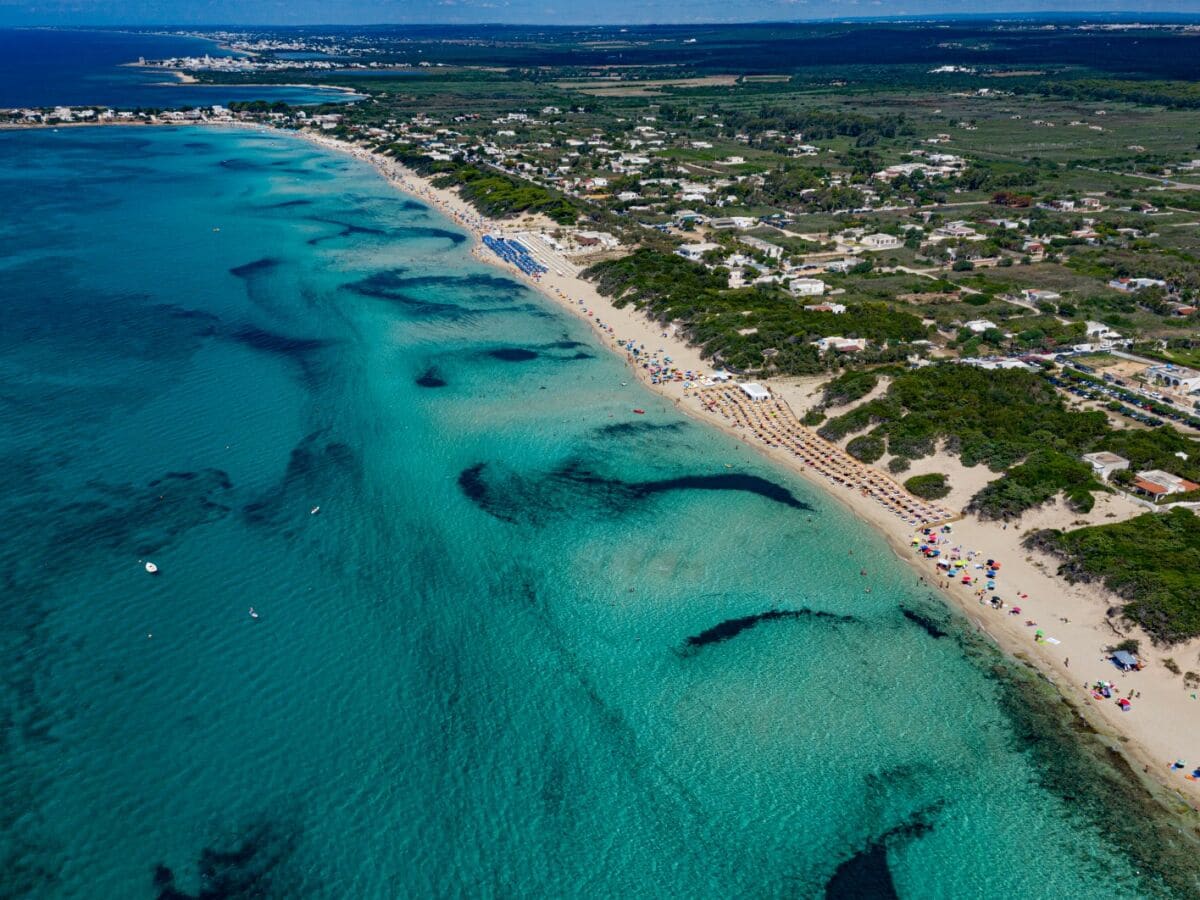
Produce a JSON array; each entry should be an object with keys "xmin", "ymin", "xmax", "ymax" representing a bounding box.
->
[{"xmin": 0, "ymin": 126, "xmax": 1192, "ymax": 898}]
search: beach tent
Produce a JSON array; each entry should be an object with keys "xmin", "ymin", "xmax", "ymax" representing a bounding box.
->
[{"xmin": 1112, "ymin": 650, "xmax": 1138, "ymax": 671}]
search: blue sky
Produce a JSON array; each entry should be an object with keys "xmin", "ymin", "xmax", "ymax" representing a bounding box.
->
[{"xmin": 2, "ymin": 0, "xmax": 1199, "ymax": 26}]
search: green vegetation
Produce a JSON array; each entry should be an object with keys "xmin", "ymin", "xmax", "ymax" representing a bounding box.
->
[
  {"xmin": 818, "ymin": 365, "xmax": 1110, "ymax": 518},
  {"xmin": 1027, "ymin": 508, "xmax": 1200, "ymax": 644},
  {"xmin": 904, "ymin": 473, "xmax": 951, "ymax": 500},
  {"xmin": 801, "ymin": 407, "xmax": 826, "ymax": 426},
  {"xmin": 388, "ymin": 145, "xmax": 578, "ymax": 223},
  {"xmin": 1023, "ymin": 78, "xmax": 1200, "ymax": 110},
  {"xmin": 822, "ymin": 369, "xmax": 879, "ymax": 406},
  {"xmin": 846, "ymin": 433, "xmax": 885, "ymax": 463},
  {"xmin": 583, "ymin": 249, "xmax": 928, "ymax": 375},
  {"xmin": 968, "ymin": 450, "xmax": 1101, "ymax": 519}
]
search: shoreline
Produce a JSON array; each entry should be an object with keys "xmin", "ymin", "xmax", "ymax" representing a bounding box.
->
[
  {"xmin": 9, "ymin": 120, "xmax": 1200, "ymax": 815},
  {"xmin": 119, "ymin": 60, "xmax": 363, "ymax": 97},
  {"xmin": 291, "ymin": 127, "xmax": 1200, "ymax": 809}
]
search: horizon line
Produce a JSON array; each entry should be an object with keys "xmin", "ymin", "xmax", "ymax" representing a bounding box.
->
[{"xmin": 9, "ymin": 11, "xmax": 1200, "ymax": 30}]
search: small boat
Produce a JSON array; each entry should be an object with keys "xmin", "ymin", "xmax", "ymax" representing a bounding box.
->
[
  {"xmin": 144, "ymin": 561, "xmax": 159, "ymax": 575},
  {"xmin": 249, "ymin": 607, "xmax": 259, "ymax": 620},
  {"xmin": 633, "ymin": 409, "xmax": 645, "ymax": 415},
  {"xmin": 310, "ymin": 506, "xmax": 321, "ymax": 515}
]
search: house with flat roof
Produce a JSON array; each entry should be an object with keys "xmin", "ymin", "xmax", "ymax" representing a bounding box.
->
[
  {"xmin": 710, "ymin": 216, "xmax": 757, "ymax": 230},
  {"xmin": 675, "ymin": 242, "xmax": 720, "ymax": 262},
  {"xmin": 824, "ymin": 258, "xmax": 858, "ymax": 274},
  {"xmin": 1132, "ymin": 469, "xmax": 1200, "ymax": 501},
  {"xmin": 812, "ymin": 336, "xmax": 867, "ymax": 353},
  {"xmin": 740, "ymin": 235, "xmax": 783, "ymax": 259},
  {"xmin": 860, "ymin": 233, "xmax": 902, "ymax": 251},
  {"xmin": 1108, "ymin": 277, "xmax": 1168, "ymax": 293},
  {"xmin": 789, "ymin": 277, "xmax": 827, "ymax": 297},
  {"xmin": 1082, "ymin": 451, "xmax": 1129, "ymax": 481},
  {"xmin": 932, "ymin": 221, "xmax": 981, "ymax": 241}
]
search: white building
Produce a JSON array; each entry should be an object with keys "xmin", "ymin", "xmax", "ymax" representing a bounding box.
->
[
  {"xmin": 824, "ymin": 258, "xmax": 858, "ymax": 274},
  {"xmin": 804, "ymin": 302, "xmax": 846, "ymax": 314},
  {"xmin": 789, "ymin": 278, "xmax": 827, "ymax": 297},
  {"xmin": 1085, "ymin": 321, "xmax": 1123, "ymax": 341},
  {"xmin": 932, "ymin": 222, "xmax": 981, "ymax": 241},
  {"xmin": 710, "ymin": 216, "xmax": 757, "ymax": 230},
  {"xmin": 964, "ymin": 319, "xmax": 997, "ymax": 334},
  {"xmin": 1109, "ymin": 277, "xmax": 1168, "ymax": 293},
  {"xmin": 860, "ymin": 233, "xmax": 902, "ymax": 251},
  {"xmin": 676, "ymin": 242, "xmax": 720, "ymax": 262},
  {"xmin": 740, "ymin": 236, "xmax": 783, "ymax": 259},
  {"xmin": 812, "ymin": 336, "xmax": 868, "ymax": 353},
  {"xmin": 1147, "ymin": 365, "xmax": 1200, "ymax": 394},
  {"xmin": 1134, "ymin": 469, "xmax": 1200, "ymax": 501},
  {"xmin": 1082, "ymin": 452, "xmax": 1130, "ymax": 482},
  {"xmin": 962, "ymin": 358, "xmax": 1036, "ymax": 372}
]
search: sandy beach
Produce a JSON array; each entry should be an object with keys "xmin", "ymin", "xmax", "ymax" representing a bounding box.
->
[{"xmin": 295, "ymin": 128, "xmax": 1200, "ymax": 805}]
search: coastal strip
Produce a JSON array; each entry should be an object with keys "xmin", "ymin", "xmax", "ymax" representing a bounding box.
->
[
  {"xmin": 10, "ymin": 120, "xmax": 1200, "ymax": 813},
  {"xmin": 291, "ymin": 129, "xmax": 1200, "ymax": 810}
]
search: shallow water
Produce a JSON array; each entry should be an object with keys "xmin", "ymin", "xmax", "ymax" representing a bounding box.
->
[{"xmin": 0, "ymin": 125, "xmax": 1189, "ymax": 898}]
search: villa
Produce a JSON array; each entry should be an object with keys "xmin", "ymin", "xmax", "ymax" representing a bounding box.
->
[
  {"xmin": 1147, "ymin": 365, "xmax": 1200, "ymax": 394},
  {"xmin": 1133, "ymin": 469, "xmax": 1200, "ymax": 501},
  {"xmin": 790, "ymin": 277, "xmax": 827, "ymax": 297}
]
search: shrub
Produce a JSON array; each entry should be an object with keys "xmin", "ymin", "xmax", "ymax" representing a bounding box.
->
[
  {"xmin": 905, "ymin": 472, "xmax": 951, "ymax": 500},
  {"xmin": 823, "ymin": 370, "xmax": 878, "ymax": 406},
  {"xmin": 847, "ymin": 433, "xmax": 886, "ymax": 463},
  {"xmin": 969, "ymin": 449, "xmax": 1102, "ymax": 520}
]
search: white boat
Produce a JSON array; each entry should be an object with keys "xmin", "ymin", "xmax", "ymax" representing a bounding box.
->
[
  {"xmin": 144, "ymin": 561, "xmax": 158, "ymax": 574},
  {"xmin": 249, "ymin": 607, "xmax": 259, "ymax": 620},
  {"xmin": 310, "ymin": 506, "xmax": 321, "ymax": 515}
]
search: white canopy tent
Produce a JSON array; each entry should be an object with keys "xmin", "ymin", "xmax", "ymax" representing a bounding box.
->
[{"xmin": 739, "ymin": 382, "xmax": 771, "ymax": 402}]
